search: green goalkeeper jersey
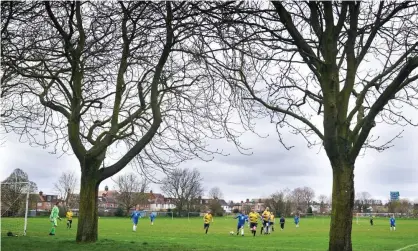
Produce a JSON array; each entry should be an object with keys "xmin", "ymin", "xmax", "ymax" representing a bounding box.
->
[{"xmin": 50, "ymin": 205, "xmax": 59, "ymax": 219}]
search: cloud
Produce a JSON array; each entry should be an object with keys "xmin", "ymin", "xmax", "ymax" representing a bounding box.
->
[
  {"xmin": 1, "ymin": 118, "xmax": 417, "ymax": 204},
  {"xmin": 0, "ymin": 134, "xmax": 80, "ymax": 192}
]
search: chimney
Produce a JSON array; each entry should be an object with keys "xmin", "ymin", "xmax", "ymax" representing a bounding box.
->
[
  {"xmin": 39, "ymin": 191, "xmax": 43, "ymax": 196},
  {"xmin": 150, "ymin": 190, "xmax": 153, "ymax": 194}
]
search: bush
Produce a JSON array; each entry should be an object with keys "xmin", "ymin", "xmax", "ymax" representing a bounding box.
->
[
  {"xmin": 114, "ymin": 207, "xmax": 125, "ymax": 217},
  {"xmin": 232, "ymin": 208, "xmax": 239, "ymax": 214},
  {"xmin": 58, "ymin": 206, "xmax": 67, "ymax": 218},
  {"xmin": 209, "ymin": 201, "xmax": 224, "ymax": 216}
]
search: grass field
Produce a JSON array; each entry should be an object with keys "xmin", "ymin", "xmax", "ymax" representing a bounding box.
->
[{"xmin": 1, "ymin": 216, "xmax": 418, "ymax": 251}]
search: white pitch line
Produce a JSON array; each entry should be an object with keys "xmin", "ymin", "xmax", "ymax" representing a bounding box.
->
[{"xmin": 394, "ymin": 243, "xmax": 418, "ymax": 251}]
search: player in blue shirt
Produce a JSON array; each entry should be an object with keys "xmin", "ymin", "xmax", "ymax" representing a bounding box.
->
[
  {"xmin": 150, "ymin": 212, "xmax": 156, "ymax": 225},
  {"xmin": 294, "ymin": 215, "xmax": 300, "ymax": 228},
  {"xmin": 234, "ymin": 212, "xmax": 248, "ymax": 236},
  {"xmin": 390, "ymin": 215, "xmax": 396, "ymax": 231},
  {"xmin": 131, "ymin": 205, "xmax": 142, "ymax": 232}
]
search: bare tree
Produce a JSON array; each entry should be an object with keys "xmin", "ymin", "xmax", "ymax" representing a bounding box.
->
[
  {"xmin": 301, "ymin": 187, "xmax": 315, "ymax": 210},
  {"xmin": 1, "ymin": 2, "xmax": 40, "ymax": 117},
  {"xmin": 318, "ymin": 195, "xmax": 329, "ymax": 204},
  {"xmin": 0, "ymin": 2, "xmax": 42, "ymax": 146},
  {"xmin": 114, "ymin": 173, "xmax": 149, "ymax": 215},
  {"xmin": 266, "ymin": 189, "xmax": 294, "ymax": 216},
  {"xmin": 355, "ymin": 191, "xmax": 373, "ymax": 212},
  {"xmin": 53, "ymin": 171, "xmax": 78, "ymax": 208},
  {"xmin": 208, "ymin": 186, "xmax": 223, "ymax": 200},
  {"xmin": 1, "ymin": 2, "xmax": 244, "ymax": 242},
  {"xmin": 357, "ymin": 192, "xmax": 372, "ymax": 202},
  {"xmin": 398, "ymin": 199, "xmax": 411, "ymax": 215},
  {"xmin": 413, "ymin": 202, "xmax": 418, "ymax": 217},
  {"xmin": 265, "ymin": 190, "xmax": 285, "ymax": 215},
  {"xmin": 291, "ymin": 187, "xmax": 304, "ymax": 212},
  {"xmin": 197, "ymin": 2, "xmax": 418, "ymax": 250},
  {"xmin": 387, "ymin": 199, "xmax": 401, "ymax": 213},
  {"xmin": 318, "ymin": 195, "xmax": 329, "ymax": 214},
  {"xmin": 160, "ymin": 168, "xmax": 204, "ymax": 214},
  {"xmin": 1, "ymin": 169, "xmax": 37, "ymax": 216}
]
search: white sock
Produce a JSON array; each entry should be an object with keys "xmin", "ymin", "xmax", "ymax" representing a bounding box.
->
[
  {"xmin": 241, "ymin": 228, "xmax": 244, "ymax": 235},
  {"xmin": 133, "ymin": 225, "xmax": 137, "ymax": 231},
  {"xmin": 394, "ymin": 227, "xmax": 396, "ymax": 231}
]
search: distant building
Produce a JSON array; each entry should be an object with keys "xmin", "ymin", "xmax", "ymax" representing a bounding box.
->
[
  {"xmin": 98, "ymin": 190, "xmax": 119, "ymax": 210},
  {"xmin": 32, "ymin": 191, "xmax": 59, "ymax": 211},
  {"xmin": 218, "ymin": 199, "xmax": 231, "ymax": 213},
  {"xmin": 148, "ymin": 191, "xmax": 175, "ymax": 211}
]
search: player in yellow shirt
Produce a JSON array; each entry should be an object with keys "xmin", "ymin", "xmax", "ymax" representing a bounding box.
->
[
  {"xmin": 269, "ymin": 213, "xmax": 275, "ymax": 233},
  {"xmin": 203, "ymin": 210, "xmax": 213, "ymax": 234},
  {"xmin": 248, "ymin": 208, "xmax": 261, "ymax": 237},
  {"xmin": 66, "ymin": 209, "xmax": 73, "ymax": 229},
  {"xmin": 261, "ymin": 207, "xmax": 271, "ymax": 235}
]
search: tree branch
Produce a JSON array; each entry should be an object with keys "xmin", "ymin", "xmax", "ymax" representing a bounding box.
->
[
  {"xmin": 350, "ymin": 56, "xmax": 418, "ymax": 161},
  {"xmin": 98, "ymin": 2, "xmax": 174, "ymax": 181},
  {"xmin": 239, "ymin": 69, "xmax": 324, "ymax": 140}
]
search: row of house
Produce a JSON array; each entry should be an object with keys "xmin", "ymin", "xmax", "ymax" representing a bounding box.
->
[
  {"xmin": 29, "ymin": 189, "xmax": 236, "ymax": 213},
  {"xmin": 28, "ymin": 190, "xmax": 331, "ymax": 215},
  {"xmin": 98, "ymin": 189, "xmax": 235, "ymax": 213}
]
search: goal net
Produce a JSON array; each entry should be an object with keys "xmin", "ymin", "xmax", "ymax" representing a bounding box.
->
[
  {"xmin": 355, "ymin": 212, "xmax": 398, "ymax": 225},
  {"xmin": 300, "ymin": 213, "xmax": 316, "ymax": 219},
  {"xmin": 1, "ymin": 182, "xmax": 30, "ymax": 236}
]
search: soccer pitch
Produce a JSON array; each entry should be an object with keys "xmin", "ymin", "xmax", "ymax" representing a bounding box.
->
[{"xmin": 1, "ymin": 217, "xmax": 418, "ymax": 251}]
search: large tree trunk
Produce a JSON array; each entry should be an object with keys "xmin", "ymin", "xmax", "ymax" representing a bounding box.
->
[
  {"xmin": 76, "ymin": 165, "xmax": 100, "ymax": 243},
  {"xmin": 328, "ymin": 161, "xmax": 355, "ymax": 251}
]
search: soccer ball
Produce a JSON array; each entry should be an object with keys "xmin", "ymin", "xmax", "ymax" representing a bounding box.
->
[{"xmin": 229, "ymin": 231, "xmax": 234, "ymax": 235}]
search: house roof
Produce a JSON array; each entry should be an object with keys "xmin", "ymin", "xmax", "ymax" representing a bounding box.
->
[
  {"xmin": 98, "ymin": 190, "xmax": 119, "ymax": 198},
  {"xmin": 99, "ymin": 196, "xmax": 117, "ymax": 204},
  {"xmin": 33, "ymin": 193, "xmax": 59, "ymax": 203},
  {"xmin": 218, "ymin": 199, "xmax": 228, "ymax": 206}
]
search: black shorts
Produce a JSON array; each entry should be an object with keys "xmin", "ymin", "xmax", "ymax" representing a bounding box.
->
[
  {"xmin": 280, "ymin": 223, "xmax": 285, "ymax": 228},
  {"xmin": 270, "ymin": 222, "xmax": 274, "ymax": 225},
  {"xmin": 204, "ymin": 223, "xmax": 210, "ymax": 228},
  {"xmin": 263, "ymin": 220, "xmax": 269, "ymax": 226},
  {"xmin": 67, "ymin": 219, "xmax": 72, "ymax": 223},
  {"xmin": 250, "ymin": 222, "xmax": 258, "ymax": 228}
]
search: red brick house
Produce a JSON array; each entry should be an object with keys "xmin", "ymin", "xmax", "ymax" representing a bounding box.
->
[
  {"xmin": 98, "ymin": 189, "xmax": 119, "ymax": 210},
  {"xmin": 31, "ymin": 191, "xmax": 59, "ymax": 211}
]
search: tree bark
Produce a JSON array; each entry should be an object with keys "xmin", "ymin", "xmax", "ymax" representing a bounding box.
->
[
  {"xmin": 76, "ymin": 162, "xmax": 100, "ymax": 243},
  {"xmin": 328, "ymin": 161, "xmax": 355, "ymax": 251}
]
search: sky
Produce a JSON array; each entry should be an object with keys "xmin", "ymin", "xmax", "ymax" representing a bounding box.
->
[
  {"xmin": 1, "ymin": 2, "xmax": 417, "ymax": 205},
  {"xmin": 1, "ymin": 118, "xmax": 417, "ymax": 204}
]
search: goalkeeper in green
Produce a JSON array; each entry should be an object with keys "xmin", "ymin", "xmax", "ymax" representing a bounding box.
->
[{"xmin": 49, "ymin": 201, "xmax": 62, "ymax": 235}]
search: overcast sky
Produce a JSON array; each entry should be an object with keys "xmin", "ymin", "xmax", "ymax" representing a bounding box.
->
[{"xmin": 1, "ymin": 118, "xmax": 417, "ymax": 204}]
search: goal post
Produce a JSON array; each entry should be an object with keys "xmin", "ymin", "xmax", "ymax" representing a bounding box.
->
[
  {"xmin": 188, "ymin": 212, "xmax": 200, "ymax": 222},
  {"xmin": 355, "ymin": 212, "xmax": 397, "ymax": 225},
  {"xmin": 300, "ymin": 212, "xmax": 316, "ymax": 219},
  {"xmin": 162, "ymin": 211, "xmax": 174, "ymax": 220},
  {"xmin": 1, "ymin": 181, "xmax": 31, "ymax": 236}
]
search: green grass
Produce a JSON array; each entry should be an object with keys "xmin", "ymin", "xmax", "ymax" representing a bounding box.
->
[{"xmin": 1, "ymin": 216, "xmax": 418, "ymax": 251}]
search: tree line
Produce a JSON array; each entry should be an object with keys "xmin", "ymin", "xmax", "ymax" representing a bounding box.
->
[{"xmin": 2, "ymin": 2, "xmax": 417, "ymax": 250}]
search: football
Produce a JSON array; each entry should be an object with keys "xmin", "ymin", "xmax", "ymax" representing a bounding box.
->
[{"xmin": 229, "ymin": 231, "xmax": 234, "ymax": 235}]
